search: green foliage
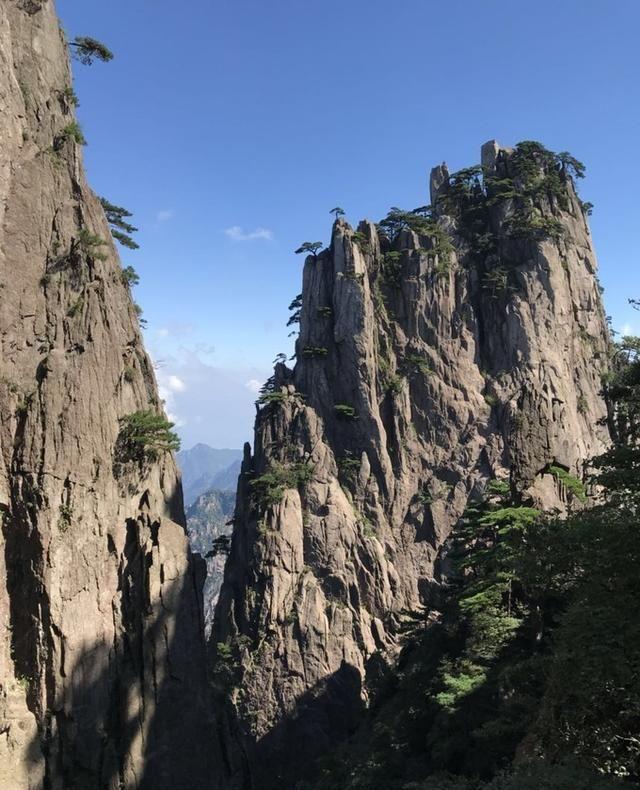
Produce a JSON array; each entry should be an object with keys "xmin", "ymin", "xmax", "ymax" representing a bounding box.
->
[
  {"xmin": 337, "ymin": 451, "xmax": 361, "ymax": 484},
  {"xmin": 56, "ymin": 121, "xmax": 86, "ymax": 147},
  {"xmin": 334, "ymin": 403, "xmax": 357, "ymax": 420},
  {"xmin": 351, "ymin": 231, "xmax": 369, "ymax": 248},
  {"xmin": 385, "ymin": 373, "xmax": 404, "ymax": 395},
  {"xmin": 330, "ymin": 207, "xmax": 345, "ymax": 219},
  {"xmin": 302, "ymin": 346, "xmax": 329, "ymax": 358},
  {"xmin": 378, "ymin": 206, "xmax": 436, "ymax": 238},
  {"xmin": 58, "ymin": 85, "xmax": 79, "ymax": 107},
  {"xmin": 121, "ymin": 265, "xmax": 139, "ymax": 288},
  {"xmin": 482, "ymin": 266, "xmax": 513, "ymax": 298},
  {"xmin": 435, "ymin": 141, "xmax": 587, "ymax": 257},
  {"xmin": 123, "ymin": 366, "xmax": 135, "ymax": 383},
  {"xmin": 57, "ymin": 504, "xmax": 73, "ymax": 533},
  {"xmin": 133, "ymin": 303, "xmax": 146, "ymax": 325},
  {"xmin": 111, "ymin": 230, "xmax": 139, "ymax": 249},
  {"xmin": 256, "ymin": 388, "xmax": 302, "ymax": 407},
  {"xmin": 547, "ymin": 465, "xmax": 587, "ymax": 502},
  {"xmin": 287, "ymin": 293, "xmax": 303, "ymax": 326},
  {"xmin": 250, "ymin": 461, "xmax": 314, "ymax": 509},
  {"xmin": 295, "ymin": 241, "xmax": 323, "ymax": 257},
  {"xmin": 485, "ymin": 759, "xmax": 623, "ymax": 789},
  {"xmin": 378, "ymin": 208, "xmax": 453, "ymax": 272},
  {"xmin": 506, "ymin": 209, "xmax": 564, "ymax": 241},
  {"xmin": 404, "ymin": 353, "xmax": 432, "ymax": 376},
  {"xmin": 116, "ymin": 410, "xmax": 180, "ymax": 463},
  {"xmin": 382, "ymin": 250, "xmax": 403, "ymax": 284},
  {"xmin": 579, "ymin": 199, "xmax": 594, "ymax": 216},
  {"xmin": 78, "ymin": 228, "xmax": 107, "ymax": 260},
  {"xmin": 66, "ymin": 295, "xmax": 84, "ymax": 318},
  {"xmin": 556, "ymin": 150, "xmax": 586, "ymax": 180},
  {"xmin": 206, "ymin": 535, "xmax": 232, "ymax": 558},
  {"xmin": 70, "ymin": 36, "xmax": 114, "ymax": 65},
  {"xmin": 317, "ymin": 306, "xmax": 333, "ymax": 318},
  {"xmin": 100, "ymin": 197, "xmax": 139, "ymax": 249},
  {"xmin": 313, "ymin": 323, "xmax": 640, "ymax": 790}
]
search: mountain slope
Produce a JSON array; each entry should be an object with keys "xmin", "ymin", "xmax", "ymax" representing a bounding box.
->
[{"xmin": 213, "ymin": 140, "xmax": 610, "ymax": 788}]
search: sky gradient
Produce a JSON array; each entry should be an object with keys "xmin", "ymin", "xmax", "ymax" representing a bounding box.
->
[{"xmin": 56, "ymin": 0, "xmax": 640, "ymax": 449}]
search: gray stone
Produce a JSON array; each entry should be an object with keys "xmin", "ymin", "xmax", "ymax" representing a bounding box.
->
[{"xmin": 214, "ymin": 143, "xmax": 610, "ymax": 788}]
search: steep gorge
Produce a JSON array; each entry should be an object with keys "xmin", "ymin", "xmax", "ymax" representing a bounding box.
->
[
  {"xmin": 0, "ymin": 2, "xmax": 214, "ymax": 788},
  {"xmin": 0, "ymin": 2, "xmax": 624, "ymax": 788},
  {"xmin": 213, "ymin": 140, "xmax": 611, "ymax": 787}
]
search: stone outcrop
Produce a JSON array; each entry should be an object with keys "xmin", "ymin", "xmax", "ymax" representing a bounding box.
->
[
  {"xmin": 213, "ymin": 141, "xmax": 610, "ymax": 787},
  {"xmin": 0, "ymin": 2, "xmax": 215, "ymax": 787}
]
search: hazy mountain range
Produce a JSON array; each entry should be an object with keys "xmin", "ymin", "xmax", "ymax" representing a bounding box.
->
[{"xmin": 177, "ymin": 443, "xmax": 243, "ymax": 505}]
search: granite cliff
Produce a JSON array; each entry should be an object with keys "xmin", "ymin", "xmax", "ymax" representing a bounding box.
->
[
  {"xmin": 213, "ymin": 139, "xmax": 610, "ymax": 787},
  {"xmin": 0, "ymin": 2, "xmax": 214, "ymax": 787},
  {"xmin": 0, "ymin": 3, "xmax": 621, "ymax": 787}
]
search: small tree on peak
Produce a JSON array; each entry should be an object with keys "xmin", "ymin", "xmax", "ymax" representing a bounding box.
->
[
  {"xmin": 556, "ymin": 151, "xmax": 586, "ymax": 180},
  {"xmin": 69, "ymin": 37, "xmax": 114, "ymax": 65},
  {"xmin": 295, "ymin": 241, "xmax": 323, "ymax": 258},
  {"xmin": 330, "ymin": 207, "xmax": 345, "ymax": 220}
]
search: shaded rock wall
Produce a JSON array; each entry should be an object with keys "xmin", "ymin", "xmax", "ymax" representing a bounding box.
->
[
  {"xmin": 214, "ymin": 141, "xmax": 610, "ymax": 787},
  {"xmin": 0, "ymin": 2, "xmax": 215, "ymax": 787}
]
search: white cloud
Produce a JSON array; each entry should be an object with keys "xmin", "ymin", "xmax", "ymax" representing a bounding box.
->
[
  {"xmin": 621, "ymin": 323, "xmax": 635, "ymax": 336},
  {"xmin": 225, "ymin": 225, "xmax": 274, "ymax": 242},
  {"xmin": 167, "ymin": 375, "xmax": 186, "ymax": 392},
  {"xmin": 245, "ymin": 378, "xmax": 263, "ymax": 394},
  {"xmin": 156, "ymin": 327, "xmax": 170, "ymax": 338},
  {"xmin": 157, "ymin": 209, "xmax": 175, "ymax": 222},
  {"xmin": 147, "ymin": 340, "xmax": 269, "ymax": 448}
]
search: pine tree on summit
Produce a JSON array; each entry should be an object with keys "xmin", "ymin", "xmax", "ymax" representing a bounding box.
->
[{"xmin": 295, "ymin": 241, "xmax": 323, "ymax": 258}]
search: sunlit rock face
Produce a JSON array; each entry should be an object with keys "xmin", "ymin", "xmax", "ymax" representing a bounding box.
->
[
  {"xmin": 214, "ymin": 140, "xmax": 610, "ymax": 787},
  {"xmin": 0, "ymin": 2, "xmax": 215, "ymax": 787}
]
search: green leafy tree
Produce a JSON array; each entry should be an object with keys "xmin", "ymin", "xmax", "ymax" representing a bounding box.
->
[
  {"xmin": 100, "ymin": 197, "xmax": 139, "ymax": 249},
  {"xmin": 330, "ymin": 206, "xmax": 345, "ymax": 220},
  {"xmin": 55, "ymin": 121, "xmax": 86, "ymax": 148},
  {"xmin": 69, "ymin": 36, "xmax": 114, "ymax": 65},
  {"xmin": 116, "ymin": 410, "xmax": 180, "ymax": 463},
  {"xmin": 295, "ymin": 241, "xmax": 323, "ymax": 258},
  {"xmin": 121, "ymin": 266, "xmax": 139, "ymax": 288},
  {"xmin": 556, "ymin": 151, "xmax": 586, "ymax": 180},
  {"xmin": 287, "ymin": 293, "xmax": 303, "ymax": 326}
]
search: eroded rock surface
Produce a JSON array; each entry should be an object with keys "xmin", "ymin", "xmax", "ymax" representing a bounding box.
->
[
  {"xmin": 214, "ymin": 141, "xmax": 610, "ymax": 787},
  {"xmin": 0, "ymin": 2, "xmax": 214, "ymax": 787}
]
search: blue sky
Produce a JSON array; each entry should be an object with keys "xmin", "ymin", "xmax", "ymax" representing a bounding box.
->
[{"xmin": 57, "ymin": 0, "xmax": 640, "ymax": 449}]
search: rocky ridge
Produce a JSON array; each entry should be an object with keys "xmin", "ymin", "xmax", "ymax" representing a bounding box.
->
[
  {"xmin": 0, "ymin": 2, "xmax": 214, "ymax": 788},
  {"xmin": 213, "ymin": 139, "xmax": 611, "ymax": 787}
]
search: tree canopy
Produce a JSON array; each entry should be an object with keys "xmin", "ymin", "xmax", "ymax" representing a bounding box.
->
[{"xmin": 70, "ymin": 36, "xmax": 114, "ymax": 65}]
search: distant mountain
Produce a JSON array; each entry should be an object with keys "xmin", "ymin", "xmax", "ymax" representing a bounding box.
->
[
  {"xmin": 177, "ymin": 443, "xmax": 243, "ymax": 505},
  {"xmin": 209, "ymin": 458, "xmax": 242, "ymax": 492},
  {"xmin": 185, "ymin": 489, "xmax": 236, "ymax": 634}
]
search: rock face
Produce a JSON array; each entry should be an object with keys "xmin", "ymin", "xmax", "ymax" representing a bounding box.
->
[
  {"xmin": 0, "ymin": 2, "xmax": 214, "ymax": 788},
  {"xmin": 187, "ymin": 489, "xmax": 236, "ymax": 634},
  {"xmin": 214, "ymin": 142, "xmax": 610, "ymax": 787}
]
